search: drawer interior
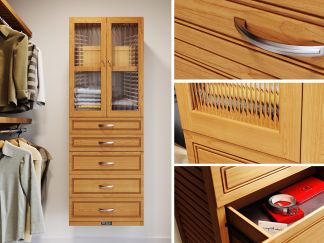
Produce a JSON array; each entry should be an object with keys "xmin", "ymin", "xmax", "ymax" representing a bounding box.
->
[{"xmin": 227, "ymin": 167, "xmax": 324, "ymax": 241}]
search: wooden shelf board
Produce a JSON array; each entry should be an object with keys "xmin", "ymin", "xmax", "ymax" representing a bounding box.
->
[
  {"xmin": 112, "ymin": 66, "xmax": 138, "ymax": 72},
  {"xmin": 74, "ymin": 66, "xmax": 101, "ymax": 72},
  {"xmin": 0, "ymin": 116, "xmax": 32, "ymax": 124},
  {"xmin": 0, "ymin": 0, "xmax": 32, "ymax": 37}
]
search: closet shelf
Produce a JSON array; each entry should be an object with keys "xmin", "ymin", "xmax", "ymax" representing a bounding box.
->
[
  {"xmin": 0, "ymin": 0, "xmax": 32, "ymax": 37},
  {"xmin": 0, "ymin": 117, "xmax": 32, "ymax": 125},
  {"xmin": 74, "ymin": 66, "xmax": 100, "ymax": 72},
  {"xmin": 112, "ymin": 66, "xmax": 138, "ymax": 72},
  {"xmin": 74, "ymin": 65, "xmax": 138, "ymax": 72}
]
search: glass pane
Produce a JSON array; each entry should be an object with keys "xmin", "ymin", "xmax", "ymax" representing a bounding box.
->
[
  {"xmin": 74, "ymin": 23, "xmax": 101, "ymax": 111},
  {"xmin": 111, "ymin": 23, "xmax": 139, "ymax": 111},
  {"xmin": 74, "ymin": 72, "xmax": 101, "ymax": 111},
  {"xmin": 112, "ymin": 72, "xmax": 138, "ymax": 110}
]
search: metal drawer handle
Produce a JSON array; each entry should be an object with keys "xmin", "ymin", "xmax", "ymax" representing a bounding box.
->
[
  {"xmin": 234, "ymin": 17, "xmax": 324, "ymax": 57},
  {"xmin": 98, "ymin": 161, "xmax": 115, "ymax": 166},
  {"xmin": 98, "ymin": 141, "xmax": 114, "ymax": 145},
  {"xmin": 98, "ymin": 185, "xmax": 114, "ymax": 189},
  {"xmin": 98, "ymin": 208, "xmax": 115, "ymax": 213},
  {"xmin": 98, "ymin": 124, "xmax": 115, "ymax": 128}
]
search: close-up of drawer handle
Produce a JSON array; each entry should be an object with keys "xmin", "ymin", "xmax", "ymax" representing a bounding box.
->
[
  {"xmin": 98, "ymin": 161, "xmax": 115, "ymax": 166},
  {"xmin": 98, "ymin": 124, "xmax": 115, "ymax": 128},
  {"xmin": 98, "ymin": 141, "xmax": 114, "ymax": 145},
  {"xmin": 234, "ymin": 17, "xmax": 324, "ymax": 57},
  {"xmin": 98, "ymin": 208, "xmax": 115, "ymax": 213},
  {"xmin": 98, "ymin": 185, "xmax": 114, "ymax": 189}
]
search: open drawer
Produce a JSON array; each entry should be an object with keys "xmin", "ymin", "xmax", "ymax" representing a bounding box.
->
[{"xmin": 226, "ymin": 167, "xmax": 324, "ymax": 242}]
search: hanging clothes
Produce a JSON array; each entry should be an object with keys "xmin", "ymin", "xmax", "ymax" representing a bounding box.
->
[
  {"xmin": 0, "ymin": 25, "xmax": 29, "ymax": 108},
  {"xmin": 0, "ymin": 24, "xmax": 46, "ymax": 113},
  {"xmin": 0, "ymin": 141, "xmax": 45, "ymax": 243}
]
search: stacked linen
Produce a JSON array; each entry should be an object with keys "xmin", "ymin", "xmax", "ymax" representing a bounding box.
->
[{"xmin": 74, "ymin": 88, "xmax": 101, "ymax": 110}]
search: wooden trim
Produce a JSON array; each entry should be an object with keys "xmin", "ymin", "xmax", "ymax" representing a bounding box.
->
[
  {"xmin": 0, "ymin": 0, "xmax": 32, "ymax": 37},
  {"xmin": 0, "ymin": 117, "xmax": 32, "ymax": 124},
  {"xmin": 301, "ymin": 83, "xmax": 324, "ymax": 163}
]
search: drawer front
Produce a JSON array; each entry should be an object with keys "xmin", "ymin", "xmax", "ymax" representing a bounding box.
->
[
  {"xmin": 70, "ymin": 118, "xmax": 142, "ymax": 135},
  {"xmin": 211, "ymin": 166, "xmax": 309, "ymax": 206},
  {"xmin": 194, "ymin": 144, "xmax": 257, "ymax": 164},
  {"xmin": 70, "ymin": 152, "xmax": 143, "ymax": 174},
  {"xmin": 71, "ymin": 177, "xmax": 142, "ymax": 196},
  {"xmin": 227, "ymin": 206, "xmax": 324, "ymax": 243},
  {"xmin": 184, "ymin": 131, "xmax": 296, "ymax": 164},
  {"xmin": 70, "ymin": 136, "xmax": 143, "ymax": 151},
  {"xmin": 175, "ymin": 0, "xmax": 324, "ymax": 78},
  {"xmin": 175, "ymin": 22, "xmax": 323, "ymax": 79},
  {"xmin": 73, "ymin": 201, "xmax": 141, "ymax": 217},
  {"xmin": 69, "ymin": 198, "xmax": 143, "ymax": 224},
  {"xmin": 234, "ymin": 0, "xmax": 324, "ymax": 19}
]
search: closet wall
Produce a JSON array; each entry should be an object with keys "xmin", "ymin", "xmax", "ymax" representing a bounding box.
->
[{"xmin": 6, "ymin": 0, "xmax": 171, "ymax": 242}]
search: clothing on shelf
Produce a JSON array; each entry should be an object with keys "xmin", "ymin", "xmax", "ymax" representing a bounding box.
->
[
  {"xmin": 0, "ymin": 137, "xmax": 51, "ymax": 243},
  {"xmin": 74, "ymin": 88, "xmax": 101, "ymax": 110},
  {"xmin": 0, "ymin": 24, "xmax": 46, "ymax": 113}
]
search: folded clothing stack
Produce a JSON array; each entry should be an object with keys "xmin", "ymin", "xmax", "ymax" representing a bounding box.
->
[{"xmin": 74, "ymin": 88, "xmax": 101, "ymax": 110}]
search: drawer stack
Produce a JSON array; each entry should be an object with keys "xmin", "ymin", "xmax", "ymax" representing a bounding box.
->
[{"xmin": 69, "ymin": 118, "xmax": 144, "ymax": 226}]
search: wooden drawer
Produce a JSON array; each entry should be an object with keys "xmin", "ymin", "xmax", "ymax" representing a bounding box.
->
[
  {"xmin": 175, "ymin": 22, "xmax": 323, "ymax": 79},
  {"xmin": 70, "ymin": 118, "xmax": 143, "ymax": 135},
  {"xmin": 70, "ymin": 152, "xmax": 143, "ymax": 175},
  {"xmin": 70, "ymin": 198, "xmax": 143, "ymax": 225},
  {"xmin": 233, "ymin": 0, "xmax": 324, "ymax": 20},
  {"xmin": 211, "ymin": 166, "xmax": 311, "ymax": 207},
  {"xmin": 184, "ymin": 131, "xmax": 296, "ymax": 164},
  {"xmin": 70, "ymin": 135, "xmax": 143, "ymax": 151},
  {"xmin": 175, "ymin": 0, "xmax": 324, "ymax": 79},
  {"xmin": 227, "ymin": 206, "xmax": 324, "ymax": 243},
  {"xmin": 225, "ymin": 167, "xmax": 324, "ymax": 242},
  {"xmin": 70, "ymin": 175, "xmax": 143, "ymax": 197},
  {"xmin": 194, "ymin": 144, "xmax": 257, "ymax": 164}
]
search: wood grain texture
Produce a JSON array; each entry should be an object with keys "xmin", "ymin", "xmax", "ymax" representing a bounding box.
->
[
  {"xmin": 211, "ymin": 166, "xmax": 309, "ymax": 207},
  {"xmin": 69, "ymin": 17, "xmax": 107, "ymax": 118},
  {"xmin": 176, "ymin": 83, "xmax": 302, "ymax": 162},
  {"xmin": 70, "ymin": 152, "xmax": 143, "ymax": 175},
  {"xmin": 0, "ymin": 0, "xmax": 32, "ymax": 37},
  {"xmin": 175, "ymin": 0, "xmax": 324, "ymax": 78},
  {"xmin": 70, "ymin": 118, "xmax": 143, "ymax": 135},
  {"xmin": 175, "ymin": 21, "xmax": 324, "ymax": 79},
  {"xmin": 69, "ymin": 17, "xmax": 144, "ymax": 226},
  {"xmin": 0, "ymin": 117, "xmax": 32, "ymax": 125},
  {"xmin": 69, "ymin": 198, "xmax": 143, "ymax": 224},
  {"xmin": 183, "ymin": 130, "xmax": 296, "ymax": 164},
  {"xmin": 301, "ymin": 84, "xmax": 324, "ymax": 163},
  {"xmin": 70, "ymin": 175, "xmax": 143, "ymax": 198}
]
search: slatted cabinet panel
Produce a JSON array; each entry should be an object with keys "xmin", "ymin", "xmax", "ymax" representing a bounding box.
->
[
  {"xmin": 69, "ymin": 17, "xmax": 144, "ymax": 226},
  {"xmin": 175, "ymin": 167, "xmax": 222, "ymax": 243},
  {"xmin": 175, "ymin": 83, "xmax": 302, "ymax": 162}
]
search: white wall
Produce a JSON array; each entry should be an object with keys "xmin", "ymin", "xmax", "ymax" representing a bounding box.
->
[{"xmin": 7, "ymin": 0, "xmax": 171, "ymax": 242}]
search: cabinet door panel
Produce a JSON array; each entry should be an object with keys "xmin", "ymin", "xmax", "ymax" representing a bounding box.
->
[
  {"xmin": 70, "ymin": 17, "xmax": 107, "ymax": 117},
  {"xmin": 175, "ymin": 83, "xmax": 302, "ymax": 161},
  {"xmin": 107, "ymin": 18, "xmax": 143, "ymax": 117}
]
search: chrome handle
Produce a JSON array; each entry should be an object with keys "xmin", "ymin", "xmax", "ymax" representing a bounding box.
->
[
  {"xmin": 234, "ymin": 17, "xmax": 324, "ymax": 57},
  {"xmin": 98, "ymin": 185, "xmax": 114, "ymax": 189},
  {"xmin": 98, "ymin": 208, "xmax": 115, "ymax": 213},
  {"xmin": 98, "ymin": 161, "xmax": 115, "ymax": 166},
  {"xmin": 98, "ymin": 141, "xmax": 114, "ymax": 145},
  {"xmin": 98, "ymin": 124, "xmax": 115, "ymax": 128}
]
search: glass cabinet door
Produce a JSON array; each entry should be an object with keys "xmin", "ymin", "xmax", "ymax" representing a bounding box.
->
[
  {"xmin": 108, "ymin": 18, "xmax": 143, "ymax": 117},
  {"xmin": 70, "ymin": 18, "xmax": 107, "ymax": 117}
]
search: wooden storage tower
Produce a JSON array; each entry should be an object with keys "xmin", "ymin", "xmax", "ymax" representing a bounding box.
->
[{"xmin": 69, "ymin": 17, "xmax": 144, "ymax": 226}]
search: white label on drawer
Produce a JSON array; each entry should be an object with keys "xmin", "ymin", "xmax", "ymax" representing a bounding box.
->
[{"xmin": 258, "ymin": 220, "xmax": 287, "ymax": 235}]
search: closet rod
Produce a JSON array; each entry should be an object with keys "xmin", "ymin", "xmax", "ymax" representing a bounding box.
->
[{"xmin": 0, "ymin": 0, "xmax": 32, "ymax": 37}]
